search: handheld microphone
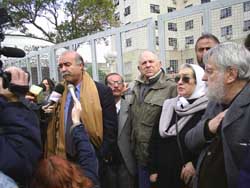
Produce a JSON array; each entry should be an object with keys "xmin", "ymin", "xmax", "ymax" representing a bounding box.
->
[
  {"xmin": 67, "ymin": 84, "xmax": 79, "ymax": 103},
  {"xmin": 47, "ymin": 83, "xmax": 65, "ymax": 106},
  {"xmin": 0, "ymin": 47, "xmax": 26, "ymax": 58}
]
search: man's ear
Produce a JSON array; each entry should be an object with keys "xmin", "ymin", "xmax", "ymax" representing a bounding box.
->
[
  {"xmin": 226, "ymin": 67, "xmax": 238, "ymax": 84},
  {"xmin": 80, "ymin": 63, "xmax": 84, "ymax": 71},
  {"xmin": 137, "ymin": 65, "xmax": 140, "ymax": 71}
]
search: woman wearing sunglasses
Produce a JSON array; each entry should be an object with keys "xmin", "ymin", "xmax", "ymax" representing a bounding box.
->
[{"xmin": 148, "ymin": 64, "xmax": 208, "ymax": 188}]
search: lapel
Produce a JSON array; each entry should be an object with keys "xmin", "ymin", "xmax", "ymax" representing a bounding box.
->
[
  {"xmin": 222, "ymin": 83, "xmax": 250, "ymax": 129},
  {"xmin": 118, "ymin": 98, "xmax": 129, "ymax": 137}
]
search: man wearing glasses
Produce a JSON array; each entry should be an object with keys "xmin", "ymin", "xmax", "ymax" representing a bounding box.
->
[
  {"xmin": 103, "ymin": 73, "xmax": 136, "ymax": 188},
  {"xmin": 129, "ymin": 50, "xmax": 177, "ymax": 188}
]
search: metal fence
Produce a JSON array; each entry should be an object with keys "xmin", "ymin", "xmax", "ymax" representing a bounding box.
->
[{"xmin": 3, "ymin": 0, "xmax": 250, "ymax": 84}]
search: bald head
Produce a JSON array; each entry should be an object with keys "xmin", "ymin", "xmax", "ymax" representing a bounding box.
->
[{"xmin": 138, "ymin": 50, "xmax": 162, "ymax": 80}]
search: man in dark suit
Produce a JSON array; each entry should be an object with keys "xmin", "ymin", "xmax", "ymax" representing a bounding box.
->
[
  {"xmin": 104, "ymin": 73, "xmax": 136, "ymax": 188},
  {"xmin": 46, "ymin": 50, "xmax": 117, "ymax": 187}
]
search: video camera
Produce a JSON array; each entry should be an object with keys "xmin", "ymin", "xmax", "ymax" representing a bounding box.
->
[{"xmin": 0, "ymin": 5, "xmax": 26, "ymax": 93}]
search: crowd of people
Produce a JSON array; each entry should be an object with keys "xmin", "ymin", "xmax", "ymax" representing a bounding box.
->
[{"xmin": 0, "ymin": 32, "xmax": 250, "ymax": 188}]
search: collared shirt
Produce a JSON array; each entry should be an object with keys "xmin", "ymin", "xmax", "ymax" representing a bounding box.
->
[
  {"xmin": 116, "ymin": 99, "xmax": 121, "ymax": 114},
  {"xmin": 64, "ymin": 83, "xmax": 81, "ymax": 132}
]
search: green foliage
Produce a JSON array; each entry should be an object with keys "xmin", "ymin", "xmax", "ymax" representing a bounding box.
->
[{"xmin": 3, "ymin": 0, "xmax": 117, "ymax": 43}]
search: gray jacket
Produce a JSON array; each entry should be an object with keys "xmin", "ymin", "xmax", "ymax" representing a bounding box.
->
[
  {"xmin": 118, "ymin": 97, "xmax": 136, "ymax": 176},
  {"xmin": 185, "ymin": 83, "xmax": 250, "ymax": 188}
]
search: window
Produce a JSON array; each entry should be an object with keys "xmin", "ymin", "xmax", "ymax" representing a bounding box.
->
[
  {"xmin": 185, "ymin": 36, "xmax": 194, "ymax": 45},
  {"xmin": 168, "ymin": 7, "xmax": 176, "ymax": 13},
  {"xmin": 126, "ymin": 38, "xmax": 132, "ymax": 47},
  {"xmin": 150, "ymin": 4, "xmax": 160, "ymax": 14},
  {"xmin": 169, "ymin": 38, "xmax": 177, "ymax": 47},
  {"xmin": 185, "ymin": 20, "xmax": 193, "ymax": 30},
  {"xmin": 185, "ymin": 4, "xmax": 193, "ymax": 8},
  {"xmin": 244, "ymin": 1, "xmax": 250, "ymax": 12},
  {"xmin": 156, "ymin": 36, "xmax": 159, "ymax": 46},
  {"xmin": 155, "ymin": 21, "xmax": 158, "ymax": 29},
  {"xmin": 124, "ymin": 6, "xmax": 130, "ymax": 16},
  {"xmin": 114, "ymin": 12, "xmax": 120, "ymax": 21},
  {"xmin": 114, "ymin": 0, "xmax": 119, "ymax": 6},
  {"xmin": 221, "ymin": 25, "xmax": 232, "ymax": 37},
  {"xmin": 186, "ymin": 58, "xmax": 194, "ymax": 64},
  {"xmin": 220, "ymin": 7, "xmax": 232, "ymax": 19},
  {"xmin": 243, "ymin": 20, "xmax": 250, "ymax": 31},
  {"xmin": 201, "ymin": 0, "xmax": 210, "ymax": 3},
  {"xmin": 170, "ymin": 60, "xmax": 178, "ymax": 73},
  {"xmin": 168, "ymin": 22, "xmax": 177, "ymax": 31},
  {"xmin": 124, "ymin": 61, "xmax": 132, "ymax": 75}
]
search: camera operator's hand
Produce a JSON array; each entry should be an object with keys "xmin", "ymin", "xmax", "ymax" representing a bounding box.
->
[
  {"xmin": 0, "ymin": 67, "xmax": 28, "ymax": 99},
  {"xmin": 5, "ymin": 66, "xmax": 28, "ymax": 86}
]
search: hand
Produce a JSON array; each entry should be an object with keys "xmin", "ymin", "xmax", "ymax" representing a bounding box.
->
[
  {"xmin": 71, "ymin": 100, "xmax": 82, "ymax": 124},
  {"xmin": 180, "ymin": 162, "xmax": 195, "ymax": 185},
  {"xmin": 25, "ymin": 94, "xmax": 36, "ymax": 103},
  {"xmin": 5, "ymin": 66, "xmax": 28, "ymax": 86},
  {"xmin": 122, "ymin": 82, "xmax": 129, "ymax": 93},
  {"xmin": 149, "ymin": 173, "xmax": 158, "ymax": 183},
  {"xmin": 0, "ymin": 67, "xmax": 28, "ymax": 97},
  {"xmin": 208, "ymin": 109, "xmax": 228, "ymax": 134},
  {"xmin": 42, "ymin": 103, "xmax": 56, "ymax": 113}
]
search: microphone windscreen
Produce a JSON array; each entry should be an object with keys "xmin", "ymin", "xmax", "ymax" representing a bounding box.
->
[
  {"xmin": 48, "ymin": 83, "xmax": 65, "ymax": 103},
  {"xmin": 0, "ymin": 47, "xmax": 26, "ymax": 58},
  {"xmin": 54, "ymin": 83, "xmax": 65, "ymax": 94},
  {"xmin": 29, "ymin": 84, "xmax": 44, "ymax": 96}
]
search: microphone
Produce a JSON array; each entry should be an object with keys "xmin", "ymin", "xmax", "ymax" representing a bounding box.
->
[
  {"xmin": 67, "ymin": 84, "xmax": 79, "ymax": 103},
  {"xmin": 0, "ymin": 47, "xmax": 26, "ymax": 58},
  {"xmin": 47, "ymin": 83, "xmax": 65, "ymax": 106}
]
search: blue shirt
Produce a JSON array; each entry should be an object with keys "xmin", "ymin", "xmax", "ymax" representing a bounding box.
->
[{"xmin": 64, "ymin": 83, "xmax": 81, "ymax": 132}]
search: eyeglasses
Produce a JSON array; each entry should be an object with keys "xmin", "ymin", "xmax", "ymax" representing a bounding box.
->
[
  {"xmin": 175, "ymin": 75, "xmax": 192, "ymax": 84},
  {"xmin": 107, "ymin": 80, "xmax": 124, "ymax": 86},
  {"xmin": 58, "ymin": 62, "xmax": 72, "ymax": 69}
]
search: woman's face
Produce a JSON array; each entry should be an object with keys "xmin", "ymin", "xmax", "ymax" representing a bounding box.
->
[
  {"xmin": 42, "ymin": 79, "xmax": 50, "ymax": 91},
  {"xmin": 175, "ymin": 67, "xmax": 196, "ymax": 98}
]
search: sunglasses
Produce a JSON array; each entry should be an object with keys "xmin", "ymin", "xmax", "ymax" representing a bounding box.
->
[{"xmin": 175, "ymin": 75, "xmax": 192, "ymax": 83}]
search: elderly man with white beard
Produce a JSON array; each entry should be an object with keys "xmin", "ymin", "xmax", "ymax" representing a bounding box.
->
[{"xmin": 185, "ymin": 42, "xmax": 250, "ymax": 188}]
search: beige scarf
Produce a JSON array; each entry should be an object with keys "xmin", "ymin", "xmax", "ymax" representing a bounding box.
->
[{"xmin": 45, "ymin": 71, "xmax": 103, "ymax": 158}]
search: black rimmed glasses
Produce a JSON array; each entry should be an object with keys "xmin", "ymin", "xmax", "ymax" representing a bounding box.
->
[{"xmin": 175, "ymin": 75, "xmax": 192, "ymax": 84}]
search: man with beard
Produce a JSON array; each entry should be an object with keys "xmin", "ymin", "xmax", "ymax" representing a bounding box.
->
[
  {"xmin": 195, "ymin": 33, "xmax": 220, "ymax": 69},
  {"xmin": 46, "ymin": 50, "xmax": 117, "ymax": 187},
  {"xmin": 185, "ymin": 42, "xmax": 250, "ymax": 188}
]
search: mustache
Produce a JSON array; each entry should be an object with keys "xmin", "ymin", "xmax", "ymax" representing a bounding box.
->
[{"xmin": 61, "ymin": 72, "xmax": 71, "ymax": 77}]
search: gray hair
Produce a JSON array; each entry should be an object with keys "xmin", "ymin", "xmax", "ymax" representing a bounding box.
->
[{"xmin": 203, "ymin": 42, "xmax": 250, "ymax": 80}]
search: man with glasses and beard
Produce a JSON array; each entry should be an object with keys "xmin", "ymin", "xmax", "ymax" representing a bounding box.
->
[{"xmin": 185, "ymin": 42, "xmax": 250, "ymax": 188}]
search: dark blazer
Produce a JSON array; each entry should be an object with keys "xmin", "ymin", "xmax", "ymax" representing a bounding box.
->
[
  {"xmin": 0, "ymin": 97, "xmax": 42, "ymax": 187},
  {"xmin": 185, "ymin": 83, "xmax": 250, "ymax": 188},
  {"xmin": 95, "ymin": 81, "xmax": 118, "ymax": 159}
]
